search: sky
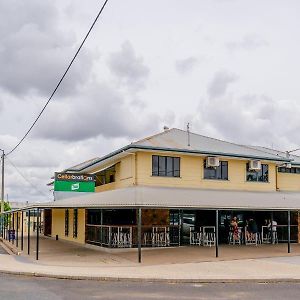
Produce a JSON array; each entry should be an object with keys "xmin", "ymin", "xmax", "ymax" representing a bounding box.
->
[{"xmin": 1, "ymin": 0, "xmax": 300, "ymax": 203}]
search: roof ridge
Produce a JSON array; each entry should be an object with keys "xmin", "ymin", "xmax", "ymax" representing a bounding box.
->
[
  {"xmin": 174, "ymin": 128, "xmax": 290, "ymax": 160},
  {"xmin": 132, "ymin": 128, "xmax": 176, "ymax": 144}
]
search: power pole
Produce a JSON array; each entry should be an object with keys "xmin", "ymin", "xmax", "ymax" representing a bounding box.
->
[{"xmin": 1, "ymin": 149, "xmax": 4, "ymax": 214}]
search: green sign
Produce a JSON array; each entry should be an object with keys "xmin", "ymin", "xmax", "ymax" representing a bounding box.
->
[{"xmin": 54, "ymin": 180, "xmax": 95, "ymax": 192}]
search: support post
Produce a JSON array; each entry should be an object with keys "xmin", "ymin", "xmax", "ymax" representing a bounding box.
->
[
  {"xmin": 36, "ymin": 208, "xmax": 39, "ymax": 260},
  {"xmin": 8, "ymin": 213, "xmax": 11, "ymax": 242},
  {"xmin": 271, "ymin": 212, "xmax": 274, "ymax": 244},
  {"xmin": 288, "ymin": 210, "xmax": 291, "ymax": 254},
  {"xmin": 216, "ymin": 209, "xmax": 219, "ymax": 258},
  {"xmin": 16, "ymin": 212, "xmax": 19, "ymax": 248},
  {"xmin": 21, "ymin": 211, "xmax": 24, "ymax": 251},
  {"xmin": 138, "ymin": 208, "xmax": 142, "ymax": 263},
  {"xmin": 100, "ymin": 209, "xmax": 103, "ymax": 245},
  {"xmin": 27, "ymin": 209, "xmax": 30, "ymax": 255},
  {"xmin": 12, "ymin": 212, "xmax": 15, "ymax": 245}
]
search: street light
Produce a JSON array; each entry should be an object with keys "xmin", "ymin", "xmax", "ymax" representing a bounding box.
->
[{"xmin": 0, "ymin": 148, "xmax": 4, "ymax": 214}]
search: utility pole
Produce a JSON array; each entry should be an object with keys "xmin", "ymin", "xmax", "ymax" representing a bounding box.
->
[{"xmin": 0, "ymin": 149, "xmax": 4, "ymax": 214}]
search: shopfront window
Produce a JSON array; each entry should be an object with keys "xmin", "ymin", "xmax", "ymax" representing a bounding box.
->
[
  {"xmin": 65, "ymin": 209, "xmax": 69, "ymax": 237},
  {"xmin": 73, "ymin": 209, "xmax": 78, "ymax": 238}
]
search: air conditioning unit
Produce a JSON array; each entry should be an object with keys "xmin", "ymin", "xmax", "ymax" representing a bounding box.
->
[
  {"xmin": 249, "ymin": 160, "xmax": 261, "ymax": 170},
  {"xmin": 285, "ymin": 163, "xmax": 292, "ymax": 169},
  {"xmin": 207, "ymin": 157, "xmax": 220, "ymax": 167}
]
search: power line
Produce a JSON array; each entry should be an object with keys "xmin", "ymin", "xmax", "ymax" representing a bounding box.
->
[
  {"xmin": 6, "ymin": 0, "xmax": 110, "ymax": 156},
  {"xmin": 6, "ymin": 157, "xmax": 49, "ymax": 198}
]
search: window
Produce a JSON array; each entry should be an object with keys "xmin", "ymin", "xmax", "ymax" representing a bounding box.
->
[
  {"xmin": 246, "ymin": 163, "xmax": 268, "ymax": 182},
  {"xmin": 204, "ymin": 160, "xmax": 228, "ymax": 180},
  {"xmin": 152, "ymin": 155, "xmax": 180, "ymax": 177},
  {"xmin": 65, "ymin": 209, "xmax": 69, "ymax": 237},
  {"xmin": 73, "ymin": 209, "xmax": 78, "ymax": 238},
  {"xmin": 278, "ymin": 167, "xmax": 300, "ymax": 174}
]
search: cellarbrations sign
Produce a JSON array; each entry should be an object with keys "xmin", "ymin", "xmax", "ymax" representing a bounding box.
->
[{"xmin": 54, "ymin": 172, "xmax": 95, "ymax": 193}]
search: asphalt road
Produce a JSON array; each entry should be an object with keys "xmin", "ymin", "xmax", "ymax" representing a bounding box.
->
[{"xmin": 0, "ymin": 274, "xmax": 300, "ymax": 300}]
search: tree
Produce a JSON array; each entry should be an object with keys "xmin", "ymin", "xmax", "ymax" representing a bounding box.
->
[{"xmin": 4, "ymin": 201, "xmax": 10, "ymax": 212}]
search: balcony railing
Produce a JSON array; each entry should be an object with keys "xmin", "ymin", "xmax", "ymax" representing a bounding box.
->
[{"xmin": 86, "ymin": 224, "xmax": 180, "ymax": 248}]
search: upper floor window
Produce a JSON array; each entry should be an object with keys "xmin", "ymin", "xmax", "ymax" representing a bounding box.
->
[
  {"xmin": 204, "ymin": 160, "xmax": 228, "ymax": 180},
  {"xmin": 278, "ymin": 167, "xmax": 300, "ymax": 174},
  {"xmin": 152, "ymin": 155, "xmax": 180, "ymax": 177},
  {"xmin": 246, "ymin": 163, "xmax": 268, "ymax": 182}
]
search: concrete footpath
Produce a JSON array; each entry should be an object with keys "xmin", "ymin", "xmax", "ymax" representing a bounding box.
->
[{"xmin": 2, "ymin": 249, "xmax": 300, "ymax": 282}]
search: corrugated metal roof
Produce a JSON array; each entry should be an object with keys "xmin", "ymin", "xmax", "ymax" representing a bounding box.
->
[
  {"xmin": 132, "ymin": 128, "xmax": 288, "ymax": 161},
  {"xmin": 11, "ymin": 186, "xmax": 300, "ymax": 211},
  {"xmin": 64, "ymin": 157, "xmax": 100, "ymax": 172},
  {"xmin": 247, "ymin": 145, "xmax": 300, "ymax": 165},
  {"xmin": 59, "ymin": 128, "xmax": 290, "ymax": 175}
]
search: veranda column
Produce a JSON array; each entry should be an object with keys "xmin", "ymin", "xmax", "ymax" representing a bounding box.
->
[
  {"xmin": 288, "ymin": 210, "xmax": 291, "ymax": 254},
  {"xmin": 16, "ymin": 212, "xmax": 19, "ymax": 248},
  {"xmin": 27, "ymin": 209, "xmax": 31, "ymax": 255},
  {"xmin": 21, "ymin": 211, "xmax": 24, "ymax": 251},
  {"xmin": 36, "ymin": 208, "xmax": 40, "ymax": 260},
  {"xmin": 8, "ymin": 212, "xmax": 11, "ymax": 242},
  {"xmin": 138, "ymin": 208, "xmax": 142, "ymax": 263},
  {"xmin": 12, "ymin": 212, "xmax": 15, "ymax": 245},
  {"xmin": 215, "ymin": 209, "xmax": 219, "ymax": 258}
]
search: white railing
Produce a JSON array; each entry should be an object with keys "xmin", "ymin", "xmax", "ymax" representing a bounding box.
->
[
  {"xmin": 86, "ymin": 224, "xmax": 179, "ymax": 248},
  {"xmin": 189, "ymin": 226, "xmax": 216, "ymax": 247},
  {"xmin": 261, "ymin": 225, "xmax": 298, "ymax": 244}
]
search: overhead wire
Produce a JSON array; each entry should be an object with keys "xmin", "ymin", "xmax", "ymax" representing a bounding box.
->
[
  {"xmin": 6, "ymin": 157, "xmax": 50, "ymax": 198},
  {"xmin": 6, "ymin": 0, "xmax": 110, "ymax": 156}
]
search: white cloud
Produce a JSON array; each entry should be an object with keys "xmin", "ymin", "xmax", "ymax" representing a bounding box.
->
[
  {"xmin": 207, "ymin": 71, "xmax": 238, "ymax": 99},
  {"xmin": 175, "ymin": 57, "xmax": 198, "ymax": 74},
  {"xmin": 227, "ymin": 34, "xmax": 268, "ymax": 52},
  {"xmin": 107, "ymin": 41, "xmax": 150, "ymax": 91}
]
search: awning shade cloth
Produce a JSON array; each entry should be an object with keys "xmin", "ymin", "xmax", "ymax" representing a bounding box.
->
[{"xmin": 14, "ymin": 186, "xmax": 300, "ymax": 211}]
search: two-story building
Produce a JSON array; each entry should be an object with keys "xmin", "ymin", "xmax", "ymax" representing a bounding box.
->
[{"xmin": 2, "ymin": 128, "xmax": 300, "ymax": 260}]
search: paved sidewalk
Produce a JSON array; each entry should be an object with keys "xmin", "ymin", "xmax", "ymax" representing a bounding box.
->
[
  {"xmin": 2, "ymin": 237, "xmax": 300, "ymax": 282},
  {"xmin": 1, "ymin": 250, "xmax": 300, "ymax": 282}
]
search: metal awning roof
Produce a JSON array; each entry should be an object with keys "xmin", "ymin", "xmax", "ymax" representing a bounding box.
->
[{"xmin": 4, "ymin": 186, "xmax": 300, "ymax": 212}]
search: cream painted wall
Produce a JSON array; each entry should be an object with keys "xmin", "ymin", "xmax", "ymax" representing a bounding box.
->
[
  {"xmin": 94, "ymin": 155, "xmax": 135, "ymax": 193},
  {"xmin": 51, "ymin": 208, "xmax": 85, "ymax": 244},
  {"xmin": 136, "ymin": 151, "xmax": 277, "ymax": 192},
  {"xmin": 278, "ymin": 173, "xmax": 300, "ymax": 191}
]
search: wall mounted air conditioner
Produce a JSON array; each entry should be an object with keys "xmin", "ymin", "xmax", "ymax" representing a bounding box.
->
[
  {"xmin": 285, "ymin": 163, "xmax": 292, "ymax": 168},
  {"xmin": 249, "ymin": 160, "xmax": 261, "ymax": 170},
  {"xmin": 207, "ymin": 157, "xmax": 220, "ymax": 167}
]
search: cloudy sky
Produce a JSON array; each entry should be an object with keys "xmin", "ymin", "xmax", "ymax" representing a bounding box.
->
[{"xmin": 1, "ymin": 0, "xmax": 300, "ymax": 203}]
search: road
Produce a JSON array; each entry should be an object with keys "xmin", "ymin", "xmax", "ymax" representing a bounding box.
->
[{"xmin": 0, "ymin": 273, "xmax": 300, "ymax": 300}]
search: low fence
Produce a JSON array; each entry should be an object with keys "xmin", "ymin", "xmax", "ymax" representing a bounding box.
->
[
  {"xmin": 86, "ymin": 224, "xmax": 180, "ymax": 248},
  {"xmin": 261, "ymin": 225, "xmax": 298, "ymax": 243}
]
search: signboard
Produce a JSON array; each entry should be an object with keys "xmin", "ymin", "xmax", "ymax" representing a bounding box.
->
[
  {"xmin": 9, "ymin": 230, "xmax": 15, "ymax": 240},
  {"xmin": 54, "ymin": 172, "xmax": 95, "ymax": 193}
]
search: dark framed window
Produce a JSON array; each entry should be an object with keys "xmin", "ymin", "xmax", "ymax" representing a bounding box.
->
[
  {"xmin": 246, "ymin": 163, "xmax": 269, "ymax": 182},
  {"xmin": 204, "ymin": 160, "xmax": 228, "ymax": 180},
  {"xmin": 152, "ymin": 155, "xmax": 180, "ymax": 177},
  {"xmin": 65, "ymin": 209, "xmax": 69, "ymax": 237},
  {"xmin": 73, "ymin": 209, "xmax": 78, "ymax": 238},
  {"xmin": 278, "ymin": 167, "xmax": 300, "ymax": 174}
]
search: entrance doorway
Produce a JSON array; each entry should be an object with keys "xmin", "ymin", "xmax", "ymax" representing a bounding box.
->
[{"xmin": 43, "ymin": 209, "xmax": 52, "ymax": 236}]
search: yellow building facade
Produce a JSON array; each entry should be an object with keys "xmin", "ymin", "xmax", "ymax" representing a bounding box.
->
[{"xmin": 47, "ymin": 128, "xmax": 300, "ymax": 245}]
